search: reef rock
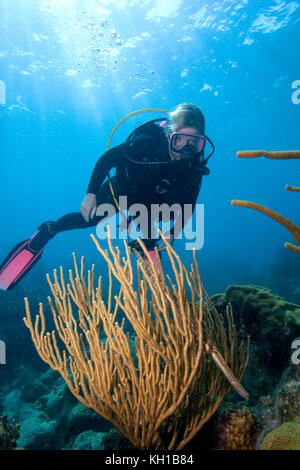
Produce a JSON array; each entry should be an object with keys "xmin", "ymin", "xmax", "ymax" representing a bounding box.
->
[
  {"xmin": 211, "ymin": 285, "xmax": 300, "ymax": 402},
  {"xmin": 260, "ymin": 420, "xmax": 300, "ymax": 450},
  {"xmin": 0, "ymin": 415, "xmax": 20, "ymax": 450},
  {"xmin": 214, "ymin": 405, "xmax": 261, "ymax": 450}
]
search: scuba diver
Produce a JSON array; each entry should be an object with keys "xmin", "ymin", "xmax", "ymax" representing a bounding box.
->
[{"xmin": 0, "ymin": 103, "xmax": 215, "ymax": 290}]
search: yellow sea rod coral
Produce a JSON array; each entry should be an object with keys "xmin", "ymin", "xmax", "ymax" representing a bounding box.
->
[
  {"xmin": 260, "ymin": 421, "xmax": 300, "ymax": 450},
  {"xmin": 231, "ymin": 200, "xmax": 300, "ymax": 254},
  {"xmin": 232, "ymin": 149, "xmax": 300, "ymax": 254},
  {"xmin": 286, "ymin": 185, "xmax": 300, "ymax": 192},
  {"xmin": 23, "ymin": 232, "xmax": 249, "ymax": 450},
  {"xmin": 236, "ymin": 150, "xmax": 300, "ymax": 159}
]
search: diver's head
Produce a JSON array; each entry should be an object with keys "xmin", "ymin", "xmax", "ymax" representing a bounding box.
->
[
  {"xmin": 166, "ymin": 103, "xmax": 206, "ymax": 161},
  {"xmin": 167, "ymin": 103, "xmax": 206, "ymax": 134}
]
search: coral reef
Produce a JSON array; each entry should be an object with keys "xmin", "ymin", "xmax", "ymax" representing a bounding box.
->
[
  {"xmin": 0, "ymin": 365, "xmax": 110, "ymax": 449},
  {"xmin": 23, "ymin": 232, "xmax": 249, "ymax": 450},
  {"xmin": 232, "ymin": 149, "xmax": 300, "ymax": 253},
  {"xmin": 214, "ymin": 405, "xmax": 261, "ymax": 450},
  {"xmin": 276, "ymin": 380, "xmax": 300, "ymax": 423},
  {"xmin": 184, "ymin": 361, "xmax": 299, "ymax": 451},
  {"xmin": 71, "ymin": 430, "xmax": 107, "ymax": 450},
  {"xmin": 260, "ymin": 420, "xmax": 300, "ymax": 450},
  {"xmin": 1, "ymin": 280, "xmax": 298, "ymax": 450},
  {"xmin": 212, "ymin": 284, "xmax": 300, "ymax": 331},
  {"xmin": 103, "ymin": 428, "xmax": 134, "ymax": 451},
  {"xmin": 0, "ymin": 414, "xmax": 20, "ymax": 450},
  {"xmin": 1, "ymin": 232, "xmax": 299, "ymax": 450},
  {"xmin": 212, "ymin": 285, "xmax": 300, "ymax": 401},
  {"xmin": 255, "ymin": 361, "xmax": 300, "ymax": 449}
]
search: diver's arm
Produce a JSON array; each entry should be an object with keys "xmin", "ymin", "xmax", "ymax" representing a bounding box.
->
[
  {"xmin": 81, "ymin": 144, "xmax": 125, "ymax": 222},
  {"xmin": 87, "ymin": 144, "xmax": 125, "ymax": 194}
]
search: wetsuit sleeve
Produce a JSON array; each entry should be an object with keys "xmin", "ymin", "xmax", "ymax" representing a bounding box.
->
[{"xmin": 87, "ymin": 144, "xmax": 125, "ymax": 194}]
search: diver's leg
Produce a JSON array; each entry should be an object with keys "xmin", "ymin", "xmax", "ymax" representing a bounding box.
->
[
  {"xmin": 29, "ymin": 179, "xmax": 118, "ymax": 251},
  {"xmin": 28, "ymin": 213, "xmax": 98, "ymax": 251},
  {"xmin": 0, "ymin": 180, "xmax": 120, "ymax": 290}
]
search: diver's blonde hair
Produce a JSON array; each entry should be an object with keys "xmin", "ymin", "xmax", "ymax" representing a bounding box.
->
[{"xmin": 167, "ymin": 103, "xmax": 206, "ymax": 134}]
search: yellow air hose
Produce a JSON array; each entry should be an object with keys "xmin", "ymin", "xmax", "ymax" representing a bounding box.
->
[{"xmin": 106, "ymin": 108, "xmax": 169, "ymax": 210}]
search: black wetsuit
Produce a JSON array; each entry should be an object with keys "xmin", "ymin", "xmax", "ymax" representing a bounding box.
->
[{"xmin": 30, "ymin": 122, "xmax": 205, "ymax": 251}]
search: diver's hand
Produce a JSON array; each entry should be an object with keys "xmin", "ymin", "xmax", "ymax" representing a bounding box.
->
[
  {"xmin": 157, "ymin": 232, "xmax": 175, "ymax": 252},
  {"xmin": 80, "ymin": 193, "xmax": 97, "ymax": 222}
]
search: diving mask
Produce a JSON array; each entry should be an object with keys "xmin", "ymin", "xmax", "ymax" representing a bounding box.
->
[{"xmin": 169, "ymin": 131, "xmax": 205, "ymax": 156}]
